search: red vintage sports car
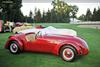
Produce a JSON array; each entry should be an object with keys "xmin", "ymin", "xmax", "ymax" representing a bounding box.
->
[{"xmin": 5, "ymin": 30, "xmax": 89, "ymax": 62}]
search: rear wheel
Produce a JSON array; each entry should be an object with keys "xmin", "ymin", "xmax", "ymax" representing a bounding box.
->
[
  {"xmin": 60, "ymin": 45, "xmax": 77, "ymax": 62},
  {"xmin": 9, "ymin": 41, "xmax": 20, "ymax": 54}
]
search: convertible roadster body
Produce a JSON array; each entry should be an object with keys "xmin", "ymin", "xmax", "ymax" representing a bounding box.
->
[{"xmin": 5, "ymin": 30, "xmax": 89, "ymax": 62}]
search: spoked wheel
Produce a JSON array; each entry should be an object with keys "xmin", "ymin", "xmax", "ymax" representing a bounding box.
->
[
  {"xmin": 60, "ymin": 45, "xmax": 77, "ymax": 62},
  {"xmin": 9, "ymin": 41, "xmax": 20, "ymax": 54}
]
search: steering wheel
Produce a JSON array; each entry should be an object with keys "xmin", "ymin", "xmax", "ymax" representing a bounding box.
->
[{"xmin": 35, "ymin": 31, "xmax": 41, "ymax": 39}]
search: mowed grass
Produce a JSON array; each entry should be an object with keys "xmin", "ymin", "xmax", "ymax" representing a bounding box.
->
[{"xmin": 0, "ymin": 23, "xmax": 100, "ymax": 67}]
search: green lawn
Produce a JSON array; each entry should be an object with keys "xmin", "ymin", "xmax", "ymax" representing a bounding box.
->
[{"xmin": 0, "ymin": 23, "xmax": 100, "ymax": 67}]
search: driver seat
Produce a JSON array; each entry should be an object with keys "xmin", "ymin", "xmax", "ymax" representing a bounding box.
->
[{"xmin": 25, "ymin": 33, "xmax": 36, "ymax": 41}]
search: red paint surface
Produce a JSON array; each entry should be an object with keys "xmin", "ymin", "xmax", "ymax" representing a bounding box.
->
[
  {"xmin": 5, "ymin": 33, "xmax": 89, "ymax": 56},
  {"xmin": 0, "ymin": 21, "xmax": 2, "ymax": 32}
]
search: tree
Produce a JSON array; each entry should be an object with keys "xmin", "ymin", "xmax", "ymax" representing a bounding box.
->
[
  {"xmin": 52, "ymin": 0, "xmax": 72, "ymax": 23},
  {"xmin": 78, "ymin": 14, "xmax": 86, "ymax": 21},
  {"xmin": 25, "ymin": 10, "xmax": 34, "ymax": 23},
  {"xmin": 50, "ymin": 9, "xmax": 57, "ymax": 23},
  {"xmin": 33, "ymin": 0, "xmax": 78, "ymax": 23},
  {"xmin": 34, "ymin": 9, "xmax": 41, "ymax": 23},
  {"xmin": 70, "ymin": 5, "xmax": 78, "ymax": 21},
  {"xmin": 96, "ymin": 7, "xmax": 100, "ymax": 21},
  {"xmin": 46, "ymin": 9, "xmax": 51, "ymax": 23},
  {"xmin": 0, "ymin": 0, "xmax": 24, "ymax": 22},
  {"xmin": 92, "ymin": 8, "xmax": 97, "ymax": 21},
  {"xmin": 79, "ymin": 7, "xmax": 100, "ymax": 21},
  {"xmin": 85, "ymin": 8, "xmax": 92, "ymax": 21},
  {"xmin": 0, "ymin": 0, "xmax": 3, "ymax": 19},
  {"xmin": 29, "ymin": 10, "xmax": 33, "ymax": 19},
  {"xmin": 41, "ymin": 10, "xmax": 46, "ymax": 22},
  {"xmin": 91, "ymin": 7, "xmax": 100, "ymax": 21}
]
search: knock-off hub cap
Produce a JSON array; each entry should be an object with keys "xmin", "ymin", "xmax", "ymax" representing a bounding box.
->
[{"xmin": 63, "ymin": 48, "xmax": 74, "ymax": 61}]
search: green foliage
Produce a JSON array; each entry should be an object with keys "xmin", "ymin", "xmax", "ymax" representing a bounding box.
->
[
  {"xmin": 78, "ymin": 14, "xmax": 86, "ymax": 21},
  {"xmin": 51, "ymin": 0, "xmax": 71, "ymax": 23},
  {"xmin": 34, "ymin": 9, "xmax": 41, "ymax": 23},
  {"xmin": 34, "ymin": 0, "xmax": 78, "ymax": 23},
  {"xmin": 29, "ymin": 10, "xmax": 33, "ymax": 19},
  {"xmin": 24, "ymin": 16, "xmax": 34, "ymax": 23},
  {"xmin": 70, "ymin": 5, "xmax": 78, "ymax": 20},
  {"xmin": 92, "ymin": 7, "xmax": 100, "ymax": 21},
  {"xmin": 85, "ymin": 8, "xmax": 92, "ymax": 21},
  {"xmin": 0, "ymin": 0, "xmax": 79, "ymax": 23},
  {"xmin": 92, "ymin": 8, "xmax": 97, "ymax": 21},
  {"xmin": 0, "ymin": 0, "xmax": 24, "ymax": 22},
  {"xmin": 78, "ymin": 7, "xmax": 100, "ymax": 21},
  {"xmin": 26, "ymin": 10, "xmax": 34, "ymax": 23}
]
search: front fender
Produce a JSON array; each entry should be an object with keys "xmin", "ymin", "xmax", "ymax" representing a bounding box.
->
[
  {"xmin": 53, "ymin": 41, "xmax": 82, "ymax": 56},
  {"xmin": 5, "ymin": 36, "xmax": 24, "ymax": 51}
]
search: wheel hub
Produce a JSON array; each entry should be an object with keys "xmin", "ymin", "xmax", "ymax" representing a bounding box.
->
[
  {"xmin": 12, "ymin": 44, "xmax": 17, "ymax": 50},
  {"xmin": 65, "ymin": 49, "xmax": 73, "ymax": 58},
  {"xmin": 10, "ymin": 43, "xmax": 18, "ymax": 53},
  {"xmin": 63, "ymin": 48, "xmax": 74, "ymax": 61}
]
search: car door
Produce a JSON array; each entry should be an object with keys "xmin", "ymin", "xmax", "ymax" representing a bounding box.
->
[
  {"xmin": 34, "ymin": 31, "xmax": 55, "ymax": 53},
  {"xmin": 25, "ymin": 32, "xmax": 55, "ymax": 53},
  {"xmin": 24, "ymin": 32, "xmax": 37, "ymax": 51}
]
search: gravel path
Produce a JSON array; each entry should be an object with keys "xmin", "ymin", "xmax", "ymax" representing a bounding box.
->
[{"xmin": 78, "ymin": 25, "xmax": 100, "ymax": 29}]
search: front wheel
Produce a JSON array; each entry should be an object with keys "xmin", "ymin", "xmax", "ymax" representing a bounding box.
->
[
  {"xmin": 60, "ymin": 45, "xmax": 77, "ymax": 62},
  {"xmin": 9, "ymin": 41, "xmax": 20, "ymax": 54}
]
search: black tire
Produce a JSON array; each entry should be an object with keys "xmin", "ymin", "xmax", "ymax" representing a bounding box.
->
[
  {"xmin": 9, "ymin": 41, "xmax": 20, "ymax": 54},
  {"xmin": 15, "ymin": 32, "xmax": 18, "ymax": 34},
  {"xmin": 60, "ymin": 45, "xmax": 77, "ymax": 62}
]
